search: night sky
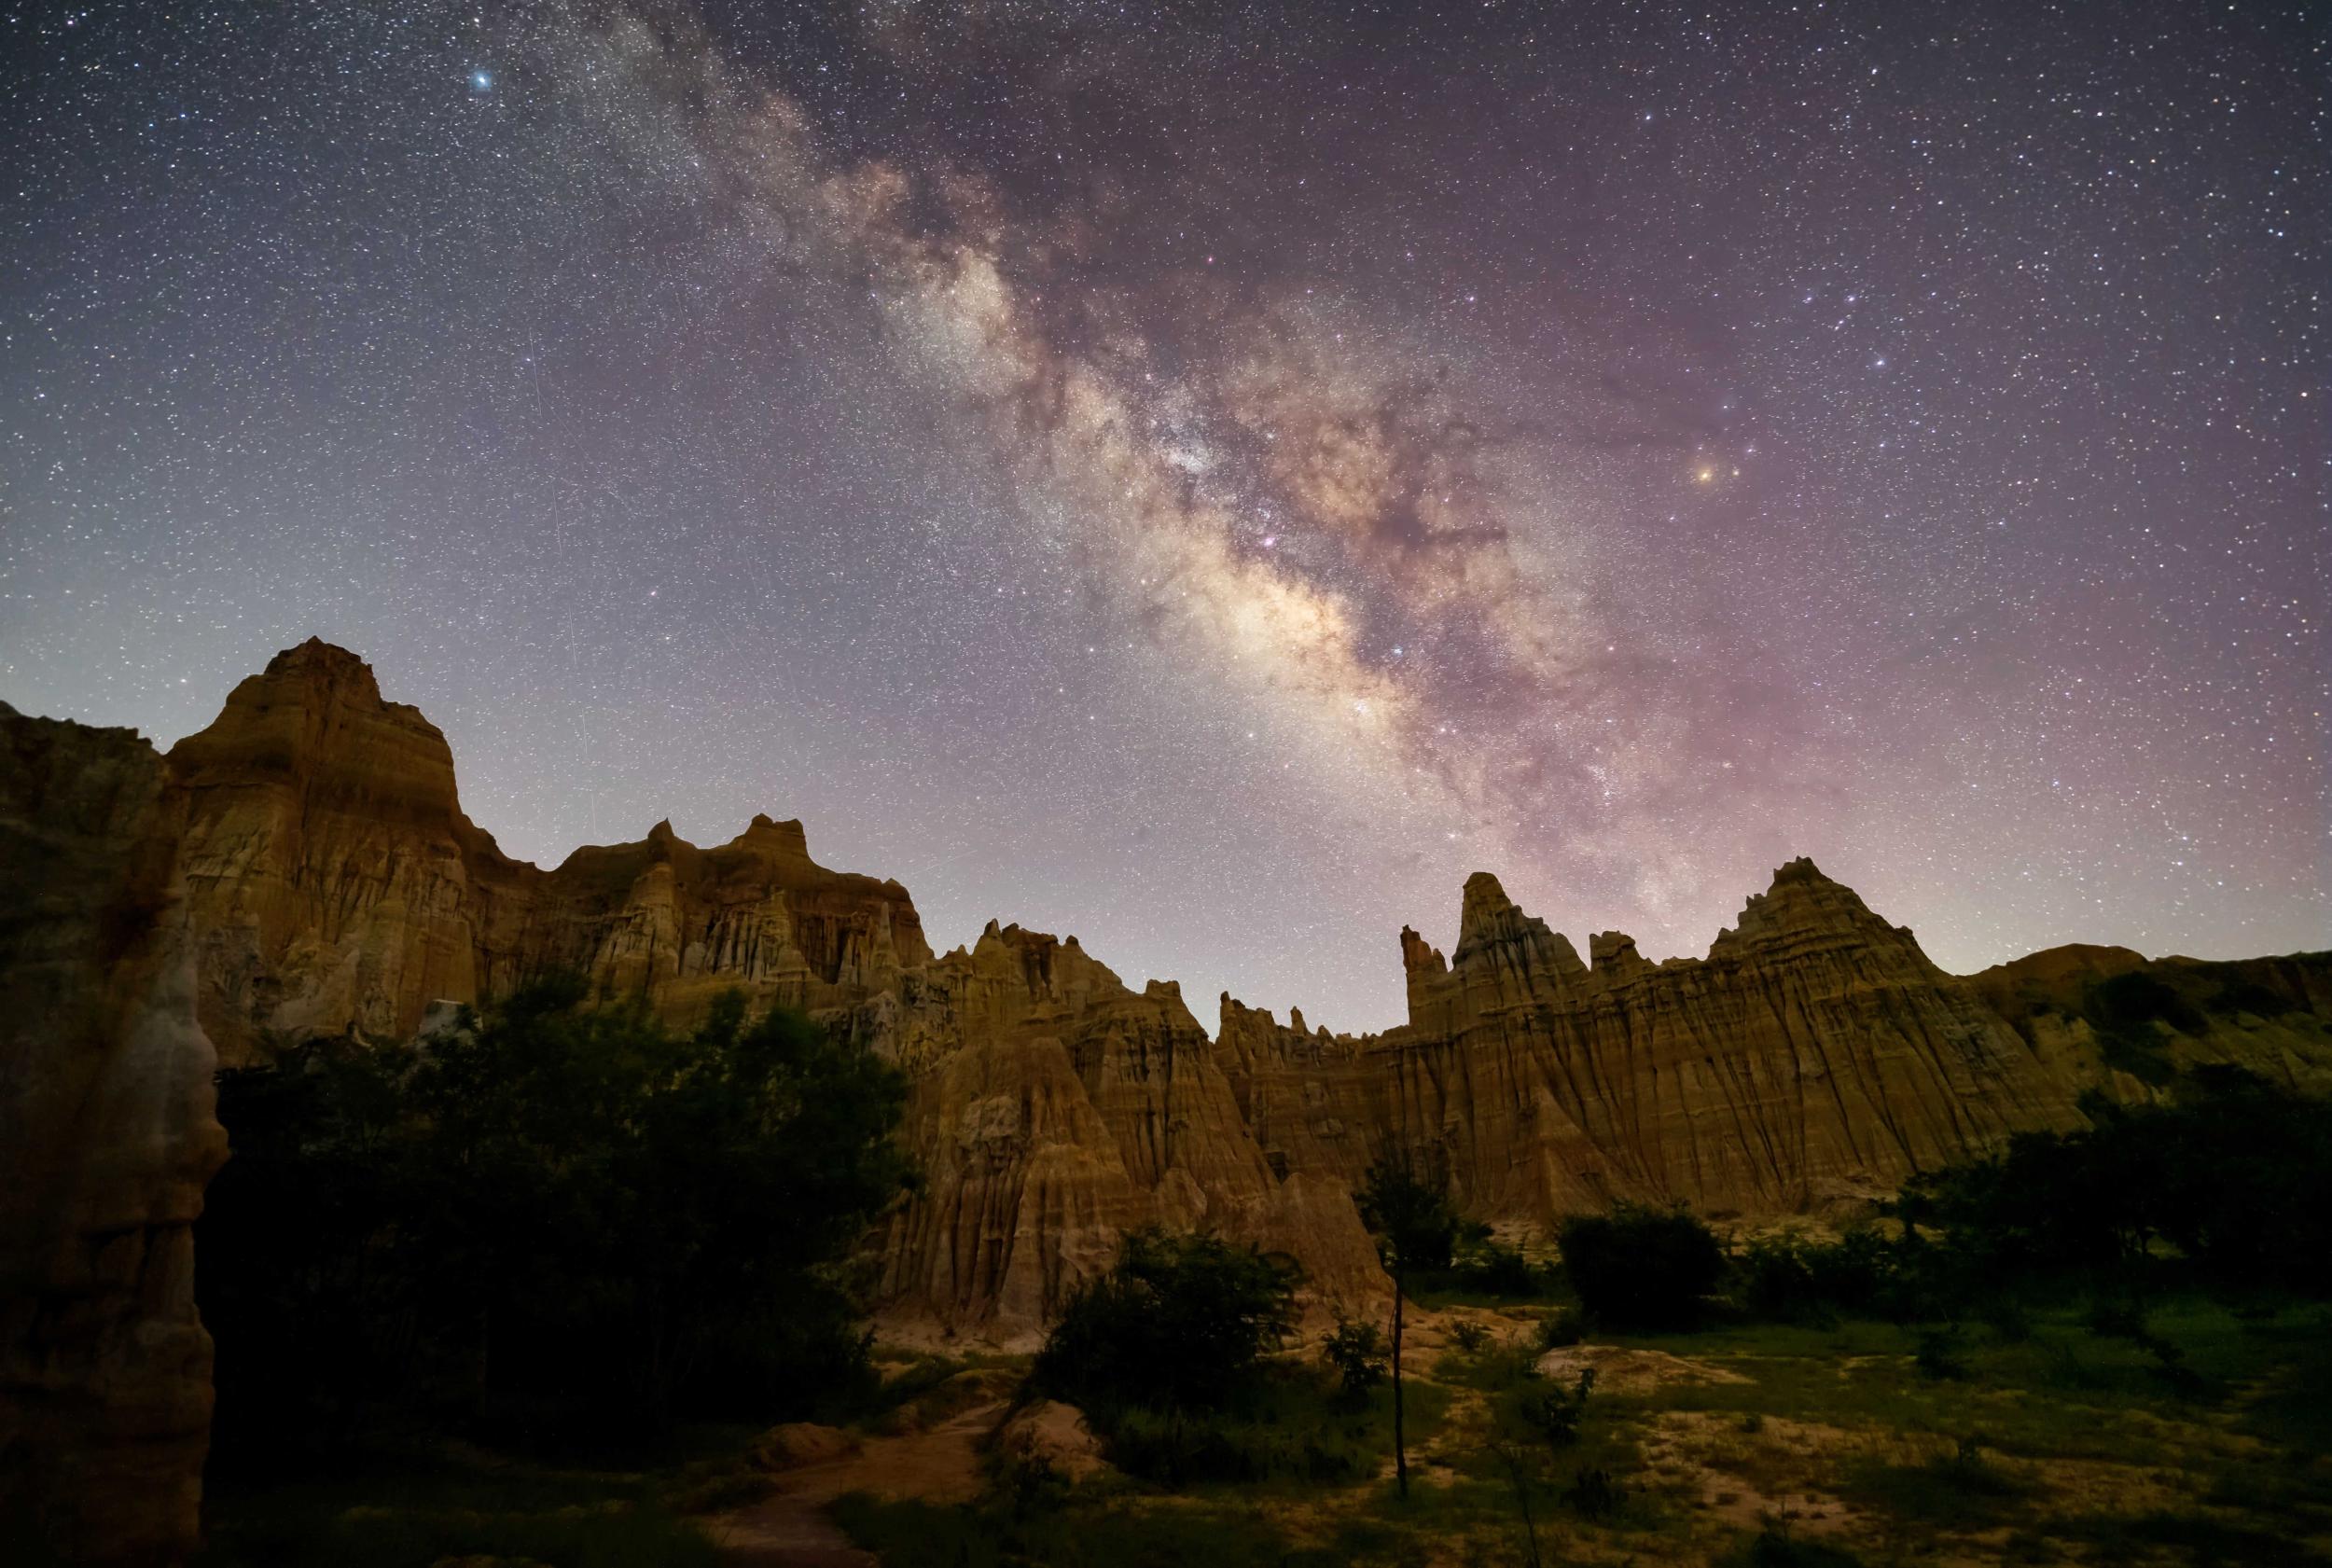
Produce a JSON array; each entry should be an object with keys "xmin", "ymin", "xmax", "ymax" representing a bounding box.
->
[{"xmin": 4, "ymin": 1, "xmax": 2323, "ymax": 1032}]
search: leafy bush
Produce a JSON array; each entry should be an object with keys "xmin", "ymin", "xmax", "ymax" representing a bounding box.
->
[
  {"xmin": 1737, "ymin": 1235, "xmax": 1825, "ymax": 1322},
  {"xmin": 1322, "ymin": 1318, "xmax": 1389, "ymax": 1403},
  {"xmin": 1535, "ymin": 1308, "xmax": 1586, "ymax": 1351},
  {"xmin": 1735, "ymin": 1227, "xmax": 1928, "ymax": 1325},
  {"xmin": 1451, "ymin": 1239, "xmax": 1544, "ymax": 1297},
  {"xmin": 1558, "ymin": 1202, "xmax": 1727, "ymax": 1330},
  {"xmin": 1033, "ymin": 1228, "xmax": 1300, "ymax": 1414},
  {"xmin": 1977, "ymin": 1296, "xmax": 2033, "ymax": 1343},
  {"xmin": 1449, "ymin": 1321, "xmax": 1491, "ymax": 1353},
  {"xmin": 1526, "ymin": 1369, "xmax": 1595, "ymax": 1450}
]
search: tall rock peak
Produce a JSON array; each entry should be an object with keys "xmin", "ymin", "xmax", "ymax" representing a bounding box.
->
[
  {"xmin": 1458, "ymin": 869, "xmax": 1518, "ymax": 935},
  {"xmin": 738, "ymin": 813, "xmax": 812, "ymax": 860},
  {"xmin": 260, "ymin": 634, "xmax": 384, "ymax": 700},
  {"xmin": 1398, "ymin": 925, "xmax": 1447, "ymax": 976}
]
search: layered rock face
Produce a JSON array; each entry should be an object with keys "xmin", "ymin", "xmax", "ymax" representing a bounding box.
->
[
  {"xmin": 10, "ymin": 638, "xmax": 2331, "ymax": 1558},
  {"xmin": 1225, "ymin": 864, "xmax": 2089, "ymax": 1225},
  {"xmin": 1971, "ymin": 942, "xmax": 2332, "ymax": 1098},
  {"xmin": 171, "ymin": 639, "xmax": 929, "ymax": 1067},
  {"xmin": 850, "ymin": 922, "xmax": 1388, "ymax": 1341},
  {"xmin": 0, "ymin": 706, "xmax": 228, "ymax": 1564}
]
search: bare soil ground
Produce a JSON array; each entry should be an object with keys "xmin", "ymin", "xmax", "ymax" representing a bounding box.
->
[{"xmin": 706, "ymin": 1397, "xmax": 1006, "ymax": 1566}]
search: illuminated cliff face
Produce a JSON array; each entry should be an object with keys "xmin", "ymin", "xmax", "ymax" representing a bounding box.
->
[{"xmin": 137, "ymin": 643, "xmax": 2107, "ymax": 1336}]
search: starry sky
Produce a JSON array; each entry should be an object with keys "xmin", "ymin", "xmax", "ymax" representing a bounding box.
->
[{"xmin": 4, "ymin": 1, "xmax": 2324, "ymax": 1032}]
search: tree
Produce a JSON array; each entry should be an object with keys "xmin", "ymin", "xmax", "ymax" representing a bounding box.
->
[
  {"xmin": 1356, "ymin": 1155, "xmax": 1460, "ymax": 1496},
  {"xmin": 407, "ymin": 978, "xmax": 914, "ymax": 1425},
  {"xmin": 198, "ymin": 976, "xmax": 914, "ymax": 1458}
]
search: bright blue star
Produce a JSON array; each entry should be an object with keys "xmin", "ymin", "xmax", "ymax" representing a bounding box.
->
[{"xmin": 470, "ymin": 69, "xmax": 493, "ymax": 93}]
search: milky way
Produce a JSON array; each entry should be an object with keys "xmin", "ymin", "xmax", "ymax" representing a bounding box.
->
[{"xmin": 4, "ymin": 1, "xmax": 2323, "ymax": 1030}]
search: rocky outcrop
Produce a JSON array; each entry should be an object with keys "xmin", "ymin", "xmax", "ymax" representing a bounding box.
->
[
  {"xmin": 7, "ymin": 637, "xmax": 2328, "ymax": 1548},
  {"xmin": 1972, "ymin": 943, "xmax": 2332, "ymax": 1098},
  {"xmin": 170, "ymin": 639, "xmax": 929, "ymax": 1067},
  {"xmin": 0, "ymin": 706, "xmax": 228, "ymax": 1565},
  {"xmin": 854, "ymin": 922, "xmax": 1388, "ymax": 1342},
  {"xmin": 1220, "ymin": 862, "xmax": 2089, "ymax": 1226}
]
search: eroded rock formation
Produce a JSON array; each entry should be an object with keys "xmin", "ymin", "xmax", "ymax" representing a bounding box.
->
[
  {"xmin": 1971, "ymin": 942, "xmax": 2332, "ymax": 1098},
  {"xmin": 847, "ymin": 922, "xmax": 1388, "ymax": 1340},
  {"xmin": 6, "ymin": 639, "xmax": 2328, "ymax": 1552},
  {"xmin": 172, "ymin": 639, "xmax": 929, "ymax": 1067},
  {"xmin": 1226, "ymin": 863, "xmax": 2090, "ymax": 1225},
  {"xmin": 0, "ymin": 706, "xmax": 228, "ymax": 1564}
]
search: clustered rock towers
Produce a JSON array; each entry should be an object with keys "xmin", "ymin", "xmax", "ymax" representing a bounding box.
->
[{"xmin": 6, "ymin": 641, "xmax": 2326, "ymax": 1562}]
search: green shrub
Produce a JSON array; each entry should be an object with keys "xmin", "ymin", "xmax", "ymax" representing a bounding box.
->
[
  {"xmin": 1033, "ymin": 1228, "xmax": 1300, "ymax": 1414},
  {"xmin": 1526, "ymin": 1369, "xmax": 1595, "ymax": 1450},
  {"xmin": 1449, "ymin": 1320, "xmax": 1490, "ymax": 1353},
  {"xmin": 1738, "ymin": 1235, "xmax": 1825, "ymax": 1322},
  {"xmin": 1558, "ymin": 1202, "xmax": 1727, "ymax": 1330},
  {"xmin": 1535, "ymin": 1307, "xmax": 1586, "ymax": 1350},
  {"xmin": 1322, "ymin": 1317, "xmax": 1389, "ymax": 1403},
  {"xmin": 1452, "ymin": 1240, "xmax": 1544, "ymax": 1297},
  {"xmin": 1733, "ymin": 1227, "xmax": 1928, "ymax": 1325}
]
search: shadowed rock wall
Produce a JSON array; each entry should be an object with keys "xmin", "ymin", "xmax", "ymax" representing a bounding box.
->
[{"xmin": 0, "ymin": 707, "xmax": 229, "ymax": 1564}]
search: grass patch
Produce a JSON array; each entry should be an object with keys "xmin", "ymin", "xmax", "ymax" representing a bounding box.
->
[
  {"xmin": 1097, "ymin": 1364, "xmax": 1451, "ymax": 1487},
  {"xmin": 1839, "ymin": 1436, "xmax": 2034, "ymax": 1530},
  {"xmin": 832, "ymin": 1492, "xmax": 1327, "ymax": 1568},
  {"xmin": 2055, "ymin": 1509, "xmax": 2326, "ymax": 1568},
  {"xmin": 1717, "ymin": 1521, "xmax": 1867, "ymax": 1567},
  {"xmin": 1615, "ymin": 1296, "xmax": 2304, "ymax": 1467},
  {"xmin": 192, "ymin": 1447, "xmax": 719, "ymax": 1568}
]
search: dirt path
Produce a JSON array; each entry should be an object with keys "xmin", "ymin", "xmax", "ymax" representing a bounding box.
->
[{"xmin": 705, "ymin": 1401, "xmax": 1006, "ymax": 1566}]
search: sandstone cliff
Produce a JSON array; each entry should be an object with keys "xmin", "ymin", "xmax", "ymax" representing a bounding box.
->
[
  {"xmin": 1971, "ymin": 941, "xmax": 2332, "ymax": 1098},
  {"xmin": 171, "ymin": 639, "xmax": 929, "ymax": 1067},
  {"xmin": 847, "ymin": 922, "xmax": 1388, "ymax": 1342},
  {"xmin": 1221, "ymin": 863, "xmax": 2090, "ymax": 1227},
  {"xmin": 0, "ymin": 705, "xmax": 228, "ymax": 1564},
  {"xmin": 7, "ymin": 639, "xmax": 2329, "ymax": 1552}
]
